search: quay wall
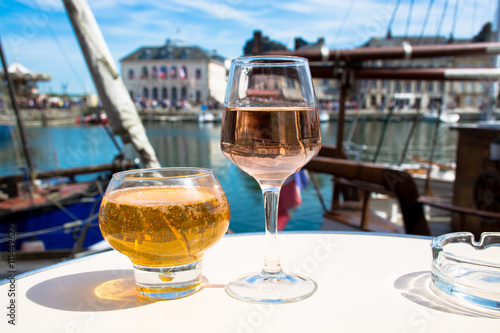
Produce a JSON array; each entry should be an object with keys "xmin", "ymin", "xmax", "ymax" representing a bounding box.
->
[{"xmin": 11, "ymin": 106, "xmax": 494, "ymax": 127}]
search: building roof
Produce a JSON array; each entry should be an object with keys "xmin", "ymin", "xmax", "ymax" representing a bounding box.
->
[
  {"xmin": 120, "ymin": 39, "xmax": 226, "ymax": 64},
  {"xmin": 1, "ymin": 61, "xmax": 51, "ymax": 81},
  {"xmin": 243, "ymin": 31, "xmax": 288, "ymax": 56},
  {"xmin": 363, "ymin": 35, "xmax": 449, "ymax": 47},
  {"xmin": 362, "ymin": 22, "xmax": 495, "ymax": 48}
]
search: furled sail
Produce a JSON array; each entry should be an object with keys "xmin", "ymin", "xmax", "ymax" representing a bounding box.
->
[{"xmin": 63, "ymin": 0, "xmax": 160, "ymax": 168}]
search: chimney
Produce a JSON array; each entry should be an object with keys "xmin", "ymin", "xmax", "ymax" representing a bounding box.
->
[
  {"xmin": 252, "ymin": 30, "xmax": 262, "ymax": 55},
  {"xmin": 295, "ymin": 37, "xmax": 302, "ymax": 50}
]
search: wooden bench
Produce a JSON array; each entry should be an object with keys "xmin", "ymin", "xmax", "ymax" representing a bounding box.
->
[{"xmin": 305, "ymin": 145, "xmax": 431, "ymax": 236}]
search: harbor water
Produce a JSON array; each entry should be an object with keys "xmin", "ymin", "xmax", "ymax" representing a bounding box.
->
[{"xmin": 0, "ymin": 118, "xmax": 460, "ymax": 233}]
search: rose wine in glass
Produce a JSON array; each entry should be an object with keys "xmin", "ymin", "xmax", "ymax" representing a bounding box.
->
[{"xmin": 221, "ymin": 56, "xmax": 321, "ymax": 303}]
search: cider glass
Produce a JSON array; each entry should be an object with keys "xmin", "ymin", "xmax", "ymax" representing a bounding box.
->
[
  {"xmin": 98, "ymin": 168, "xmax": 230, "ymax": 300},
  {"xmin": 221, "ymin": 56, "xmax": 321, "ymax": 303}
]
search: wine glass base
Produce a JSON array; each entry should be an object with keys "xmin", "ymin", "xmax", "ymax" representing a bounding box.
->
[{"xmin": 225, "ymin": 271, "xmax": 318, "ymax": 304}]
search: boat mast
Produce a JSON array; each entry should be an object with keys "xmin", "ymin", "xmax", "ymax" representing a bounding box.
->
[
  {"xmin": 487, "ymin": 0, "xmax": 500, "ymax": 120},
  {"xmin": 63, "ymin": 0, "xmax": 160, "ymax": 168},
  {"xmin": 0, "ymin": 38, "xmax": 35, "ymax": 183}
]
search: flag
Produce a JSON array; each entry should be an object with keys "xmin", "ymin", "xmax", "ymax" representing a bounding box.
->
[
  {"xmin": 278, "ymin": 170, "xmax": 309, "ymax": 231},
  {"xmin": 171, "ymin": 66, "xmax": 177, "ymax": 78},
  {"xmin": 160, "ymin": 66, "xmax": 167, "ymax": 78},
  {"xmin": 179, "ymin": 67, "xmax": 186, "ymax": 81}
]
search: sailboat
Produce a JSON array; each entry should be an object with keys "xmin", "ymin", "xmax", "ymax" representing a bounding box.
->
[
  {"xmin": 422, "ymin": 109, "xmax": 460, "ymax": 123},
  {"xmin": 0, "ymin": 0, "xmax": 160, "ymax": 257},
  {"xmin": 0, "ymin": 52, "xmax": 138, "ymax": 254}
]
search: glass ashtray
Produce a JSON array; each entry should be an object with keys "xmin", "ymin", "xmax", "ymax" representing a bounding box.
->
[{"xmin": 431, "ymin": 232, "xmax": 500, "ymax": 313}]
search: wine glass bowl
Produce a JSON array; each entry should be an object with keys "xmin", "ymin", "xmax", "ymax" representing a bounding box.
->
[
  {"xmin": 221, "ymin": 56, "xmax": 321, "ymax": 303},
  {"xmin": 98, "ymin": 168, "xmax": 230, "ymax": 300}
]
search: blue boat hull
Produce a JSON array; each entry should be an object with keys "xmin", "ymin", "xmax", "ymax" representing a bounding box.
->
[{"xmin": 0, "ymin": 197, "xmax": 104, "ymax": 252}]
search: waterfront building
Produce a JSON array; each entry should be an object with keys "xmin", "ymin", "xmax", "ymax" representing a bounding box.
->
[
  {"xmin": 244, "ymin": 24, "xmax": 495, "ymax": 112},
  {"xmin": 120, "ymin": 39, "xmax": 228, "ymax": 107},
  {"xmin": 243, "ymin": 31, "xmax": 339, "ymax": 105},
  {"xmin": 359, "ymin": 24, "xmax": 496, "ymax": 111}
]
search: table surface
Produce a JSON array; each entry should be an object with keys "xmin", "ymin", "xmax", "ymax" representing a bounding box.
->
[{"xmin": 1, "ymin": 232, "xmax": 498, "ymax": 332}]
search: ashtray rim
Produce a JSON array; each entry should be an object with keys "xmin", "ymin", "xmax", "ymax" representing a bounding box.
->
[
  {"xmin": 430, "ymin": 231, "xmax": 500, "ymax": 313},
  {"xmin": 431, "ymin": 231, "xmax": 500, "ymax": 267}
]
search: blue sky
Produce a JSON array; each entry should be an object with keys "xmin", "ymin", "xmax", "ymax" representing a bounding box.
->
[{"xmin": 1, "ymin": 0, "xmax": 498, "ymax": 95}]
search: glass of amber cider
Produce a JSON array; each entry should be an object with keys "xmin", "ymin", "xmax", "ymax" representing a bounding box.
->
[{"xmin": 98, "ymin": 168, "xmax": 230, "ymax": 300}]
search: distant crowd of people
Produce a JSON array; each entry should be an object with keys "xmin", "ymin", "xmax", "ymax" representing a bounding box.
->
[
  {"xmin": 1, "ymin": 96, "xmax": 84, "ymax": 110},
  {"xmin": 134, "ymin": 97, "xmax": 222, "ymax": 112},
  {"xmin": 318, "ymin": 101, "xmax": 359, "ymax": 112}
]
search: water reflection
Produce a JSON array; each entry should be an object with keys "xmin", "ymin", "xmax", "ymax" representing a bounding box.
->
[{"xmin": 0, "ymin": 119, "xmax": 459, "ymax": 232}]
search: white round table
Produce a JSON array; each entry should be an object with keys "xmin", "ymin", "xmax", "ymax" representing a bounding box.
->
[{"xmin": 1, "ymin": 232, "xmax": 498, "ymax": 332}]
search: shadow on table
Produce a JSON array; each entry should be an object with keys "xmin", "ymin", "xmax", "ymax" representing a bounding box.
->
[
  {"xmin": 26, "ymin": 269, "xmax": 154, "ymax": 311},
  {"xmin": 394, "ymin": 271, "xmax": 499, "ymax": 319}
]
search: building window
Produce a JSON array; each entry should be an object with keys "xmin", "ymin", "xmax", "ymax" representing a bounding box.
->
[
  {"xmin": 129, "ymin": 90, "xmax": 134, "ymax": 99},
  {"xmin": 152, "ymin": 87, "xmax": 158, "ymax": 100},
  {"xmin": 395, "ymin": 81, "xmax": 401, "ymax": 92},
  {"xmin": 468, "ymin": 82, "xmax": 475, "ymax": 92},
  {"xmin": 196, "ymin": 90, "xmax": 201, "ymax": 103},
  {"xmin": 196, "ymin": 69, "xmax": 202, "ymax": 79},
  {"xmin": 371, "ymin": 95, "xmax": 377, "ymax": 106},
  {"xmin": 416, "ymin": 81, "xmax": 422, "ymax": 92},
  {"xmin": 171, "ymin": 87, "xmax": 177, "ymax": 101},
  {"xmin": 371, "ymin": 80, "xmax": 377, "ymax": 88},
  {"xmin": 143, "ymin": 87, "xmax": 149, "ymax": 98},
  {"xmin": 171, "ymin": 66, "xmax": 177, "ymax": 78},
  {"xmin": 141, "ymin": 66, "xmax": 148, "ymax": 79},
  {"xmin": 427, "ymin": 82, "xmax": 434, "ymax": 93},
  {"xmin": 128, "ymin": 69, "xmax": 134, "ymax": 79},
  {"xmin": 160, "ymin": 66, "xmax": 167, "ymax": 79},
  {"xmin": 181, "ymin": 86, "xmax": 187, "ymax": 100},
  {"xmin": 405, "ymin": 81, "xmax": 411, "ymax": 92},
  {"xmin": 162, "ymin": 87, "xmax": 168, "ymax": 99},
  {"xmin": 152, "ymin": 66, "xmax": 158, "ymax": 78},
  {"xmin": 381, "ymin": 80, "xmax": 387, "ymax": 88},
  {"xmin": 439, "ymin": 82, "xmax": 445, "ymax": 93}
]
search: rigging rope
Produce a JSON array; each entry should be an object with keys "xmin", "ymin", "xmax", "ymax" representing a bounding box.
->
[
  {"xmin": 451, "ymin": 0, "xmax": 461, "ymax": 39},
  {"xmin": 46, "ymin": 23, "xmax": 87, "ymax": 92},
  {"xmin": 334, "ymin": 0, "xmax": 357, "ymax": 46},
  {"xmin": 405, "ymin": 0, "xmax": 415, "ymax": 39},
  {"xmin": 418, "ymin": 0, "xmax": 435, "ymax": 44},
  {"xmin": 436, "ymin": 0, "xmax": 449, "ymax": 42},
  {"xmin": 387, "ymin": 0, "xmax": 402, "ymax": 36},
  {"xmin": 471, "ymin": 0, "xmax": 477, "ymax": 36}
]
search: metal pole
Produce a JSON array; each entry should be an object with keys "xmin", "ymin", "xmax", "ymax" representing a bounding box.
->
[
  {"xmin": 0, "ymin": 37, "xmax": 35, "ymax": 183},
  {"xmin": 331, "ymin": 70, "xmax": 350, "ymax": 211},
  {"xmin": 372, "ymin": 107, "xmax": 393, "ymax": 163},
  {"xmin": 398, "ymin": 107, "xmax": 421, "ymax": 166},
  {"xmin": 486, "ymin": 0, "xmax": 500, "ymax": 120},
  {"xmin": 425, "ymin": 100, "xmax": 444, "ymax": 196}
]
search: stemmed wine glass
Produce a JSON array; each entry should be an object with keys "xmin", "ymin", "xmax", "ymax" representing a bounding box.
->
[{"xmin": 220, "ymin": 56, "xmax": 322, "ymax": 303}]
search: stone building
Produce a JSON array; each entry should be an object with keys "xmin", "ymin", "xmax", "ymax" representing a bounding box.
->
[
  {"xmin": 359, "ymin": 24, "xmax": 496, "ymax": 110},
  {"xmin": 120, "ymin": 39, "xmax": 228, "ymax": 106},
  {"xmin": 243, "ymin": 31, "xmax": 339, "ymax": 105}
]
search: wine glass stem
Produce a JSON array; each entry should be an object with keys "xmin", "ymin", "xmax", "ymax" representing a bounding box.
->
[{"xmin": 261, "ymin": 186, "xmax": 283, "ymax": 276}]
